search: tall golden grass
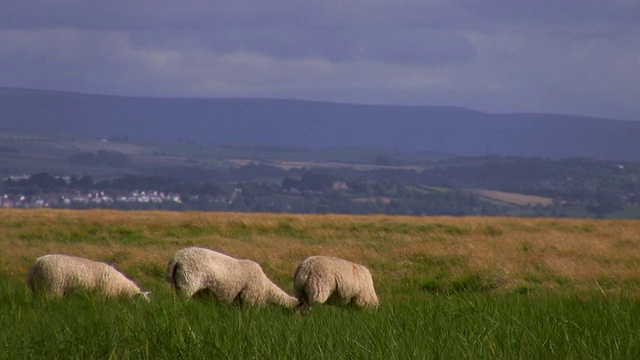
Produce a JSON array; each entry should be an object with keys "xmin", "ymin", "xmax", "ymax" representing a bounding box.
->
[{"xmin": 2, "ymin": 209, "xmax": 640, "ymax": 298}]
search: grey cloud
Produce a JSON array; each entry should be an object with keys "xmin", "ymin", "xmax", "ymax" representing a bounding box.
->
[
  {"xmin": 351, "ymin": 29, "xmax": 476, "ymax": 66},
  {"xmin": 133, "ymin": 27, "xmax": 476, "ymax": 66},
  {"xmin": 3, "ymin": 1, "xmax": 637, "ymax": 31},
  {"xmin": 0, "ymin": 1, "xmax": 639, "ymax": 120},
  {"xmin": 2, "ymin": 1, "xmax": 634, "ymax": 61},
  {"xmin": 459, "ymin": 0, "xmax": 640, "ymax": 30}
]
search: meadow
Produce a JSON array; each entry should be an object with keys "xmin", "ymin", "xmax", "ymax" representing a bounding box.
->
[{"xmin": 2, "ymin": 209, "xmax": 640, "ymax": 358}]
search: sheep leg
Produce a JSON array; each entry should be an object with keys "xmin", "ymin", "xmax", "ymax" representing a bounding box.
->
[
  {"xmin": 213, "ymin": 286, "xmax": 242, "ymax": 305},
  {"xmin": 173, "ymin": 271, "xmax": 200, "ymax": 299},
  {"xmin": 351, "ymin": 295, "xmax": 367, "ymax": 309},
  {"xmin": 238, "ymin": 286, "xmax": 261, "ymax": 307}
]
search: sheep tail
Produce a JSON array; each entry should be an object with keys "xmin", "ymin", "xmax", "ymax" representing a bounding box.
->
[
  {"xmin": 164, "ymin": 256, "xmax": 179, "ymax": 287},
  {"xmin": 25, "ymin": 263, "xmax": 38, "ymax": 293}
]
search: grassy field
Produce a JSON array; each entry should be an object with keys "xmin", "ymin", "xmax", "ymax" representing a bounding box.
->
[
  {"xmin": 2, "ymin": 209, "xmax": 640, "ymax": 358},
  {"xmin": 464, "ymin": 189, "xmax": 554, "ymax": 207}
]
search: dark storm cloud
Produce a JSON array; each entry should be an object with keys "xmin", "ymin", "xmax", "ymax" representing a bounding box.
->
[
  {"xmin": 462, "ymin": 0, "xmax": 640, "ymax": 27},
  {"xmin": 0, "ymin": 1, "xmax": 478, "ymax": 64},
  {"xmin": 0, "ymin": 1, "xmax": 639, "ymax": 120}
]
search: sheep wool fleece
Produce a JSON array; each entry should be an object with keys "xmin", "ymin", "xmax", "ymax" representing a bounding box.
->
[
  {"xmin": 294, "ymin": 255, "xmax": 379, "ymax": 309},
  {"xmin": 26, "ymin": 254, "xmax": 146, "ymax": 298},
  {"xmin": 165, "ymin": 247, "xmax": 297, "ymax": 308}
]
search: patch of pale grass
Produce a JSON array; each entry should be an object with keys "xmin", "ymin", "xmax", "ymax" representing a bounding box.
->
[{"xmin": 464, "ymin": 188, "xmax": 554, "ymax": 206}]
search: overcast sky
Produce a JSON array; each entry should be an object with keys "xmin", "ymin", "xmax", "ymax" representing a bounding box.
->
[{"xmin": 1, "ymin": 1, "xmax": 639, "ymax": 120}]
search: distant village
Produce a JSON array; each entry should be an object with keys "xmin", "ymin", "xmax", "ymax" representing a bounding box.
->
[
  {"xmin": 0, "ymin": 174, "xmax": 247, "ymax": 209},
  {"xmin": 0, "ymin": 171, "xmax": 349, "ymax": 210},
  {"xmin": 1, "ymin": 190, "xmax": 184, "ymax": 209}
]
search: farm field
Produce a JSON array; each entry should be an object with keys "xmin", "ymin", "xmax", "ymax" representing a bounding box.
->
[
  {"xmin": 0, "ymin": 131, "xmax": 444, "ymax": 176},
  {"xmin": 2, "ymin": 209, "xmax": 640, "ymax": 357},
  {"xmin": 463, "ymin": 188, "xmax": 554, "ymax": 206}
]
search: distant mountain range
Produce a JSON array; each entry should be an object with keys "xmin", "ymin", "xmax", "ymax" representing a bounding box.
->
[{"xmin": 2, "ymin": 87, "xmax": 639, "ymax": 161}]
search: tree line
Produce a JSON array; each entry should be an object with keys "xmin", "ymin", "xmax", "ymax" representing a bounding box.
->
[{"xmin": 3, "ymin": 156, "xmax": 640, "ymax": 217}]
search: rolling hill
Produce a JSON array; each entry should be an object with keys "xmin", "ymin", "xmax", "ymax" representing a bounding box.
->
[{"xmin": 2, "ymin": 87, "xmax": 639, "ymax": 161}]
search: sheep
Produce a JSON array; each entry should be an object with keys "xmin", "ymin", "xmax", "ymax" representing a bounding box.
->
[
  {"xmin": 26, "ymin": 254, "xmax": 150, "ymax": 300},
  {"xmin": 293, "ymin": 255, "xmax": 379, "ymax": 310},
  {"xmin": 164, "ymin": 247, "xmax": 298, "ymax": 308}
]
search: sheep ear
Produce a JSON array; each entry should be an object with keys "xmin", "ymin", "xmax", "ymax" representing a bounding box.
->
[{"xmin": 139, "ymin": 291, "xmax": 152, "ymax": 301}]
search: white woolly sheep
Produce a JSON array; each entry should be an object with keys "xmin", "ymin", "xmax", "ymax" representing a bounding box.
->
[
  {"xmin": 26, "ymin": 254, "xmax": 150, "ymax": 300},
  {"xmin": 164, "ymin": 247, "xmax": 298, "ymax": 308},
  {"xmin": 293, "ymin": 255, "xmax": 379, "ymax": 310}
]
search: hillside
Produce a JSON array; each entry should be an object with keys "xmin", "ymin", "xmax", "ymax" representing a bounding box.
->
[{"xmin": 2, "ymin": 87, "xmax": 640, "ymax": 161}]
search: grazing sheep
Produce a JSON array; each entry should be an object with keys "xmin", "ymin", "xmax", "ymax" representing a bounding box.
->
[
  {"xmin": 26, "ymin": 254, "xmax": 150, "ymax": 300},
  {"xmin": 293, "ymin": 256, "xmax": 379, "ymax": 310},
  {"xmin": 164, "ymin": 247, "xmax": 298, "ymax": 308}
]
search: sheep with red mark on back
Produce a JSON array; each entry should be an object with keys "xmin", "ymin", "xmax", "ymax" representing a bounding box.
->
[{"xmin": 293, "ymin": 255, "xmax": 378, "ymax": 310}]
